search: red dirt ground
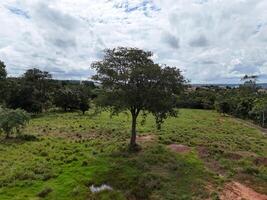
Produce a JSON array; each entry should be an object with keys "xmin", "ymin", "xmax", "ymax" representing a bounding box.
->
[
  {"xmin": 220, "ymin": 181, "xmax": 267, "ymax": 200},
  {"xmin": 136, "ymin": 135, "xmax": 155, "ymax": 142},
  {"xmin": 167, "ymin": 144, "xmax": 191, "ymax": 153}
]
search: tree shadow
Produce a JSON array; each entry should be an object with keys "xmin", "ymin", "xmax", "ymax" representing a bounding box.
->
[{"xmin": 0, "ymin": 134, "xmax": 39, "ymax": 145}]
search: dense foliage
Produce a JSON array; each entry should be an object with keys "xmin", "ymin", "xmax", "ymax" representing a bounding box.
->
[
  {"xmin": 0, "ymin": 63, "xmax": 94, "ymax": 114},
  {"xmin": 0, "ymin": 61, "xmax": 7, "ymax": 104},
  {"xmin": 53, "ymin": 86, "xmax": 91, "ymax": 114}
]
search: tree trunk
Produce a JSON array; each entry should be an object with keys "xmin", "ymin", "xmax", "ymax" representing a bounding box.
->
[
  {"xmin": 263, "ymin": 111, "xmax": 265, "ymax": 127},
  {"xmin": 5, "ymin": 131, "xmax": 10, "ymax": 139},
  {"xmin": 130, "ymin": 113, "xmax": 137, "ymax": 148}
]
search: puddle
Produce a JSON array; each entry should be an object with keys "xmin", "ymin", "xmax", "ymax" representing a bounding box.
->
[{"xmin": 90, "ymin": 184, "xmax": 113, "ymax": 193}]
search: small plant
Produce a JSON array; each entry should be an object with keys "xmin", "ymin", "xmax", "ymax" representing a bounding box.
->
[
  {"xmin": 37, "ymin": 187, "xmax": 53, "ymax": 198},
  {"xmin": 0, "ymin": 107, "xmax": 30, "ymax": 138},
  {"xmin": 82, "ymin": 160, "xmax": 89, "ymax": 166}
]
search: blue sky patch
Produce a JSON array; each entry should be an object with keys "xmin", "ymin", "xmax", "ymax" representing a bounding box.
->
[{"xmin": 6, "ymin": 6, "xmax": 30, "ymax": 19}]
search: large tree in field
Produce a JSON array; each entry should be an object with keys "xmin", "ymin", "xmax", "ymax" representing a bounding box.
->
[{"xmin": 92, "ymin": 47, "xmax": 185, "ymax": 149}]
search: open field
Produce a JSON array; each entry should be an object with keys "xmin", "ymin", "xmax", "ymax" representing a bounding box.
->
[{"xmin": 0, "ymin": 109, "xmax": 266, "ymax": 200}]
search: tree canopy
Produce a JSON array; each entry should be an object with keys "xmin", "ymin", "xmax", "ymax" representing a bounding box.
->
[
  {"xmin": 92, "ymin": 47, "xmax": 185, "ymax": 149},
  {"xmin": 0, "ymin": 60, "xmax": 7, "ymax": 80},
  {"xmin": 4, "ymin": 68, "xmax": 53, "ymax": 113},
  {"xmin": 53, "ymin": 86, "xmax": 91, "ymax": 114},
  {"xmin": 0, "ymin": 61, "xmax": 7, "ymax": 103}
]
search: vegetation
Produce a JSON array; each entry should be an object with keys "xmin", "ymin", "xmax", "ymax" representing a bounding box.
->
[
  {"xmin": 0, "ymin": 109, "xmax": 266, "ymax": 199},
  {"xmin": 92, "ymin": 47, "xmax": 185, "ymax": 149},
  {"xmin": 0, "ymin": 61, "xmax": 7, "ymax": 104},
  {"xmin": 1, "ymin": 67, "xmax": 94, "ymax": 114},
  {"xmin": 53, "ymin": 86, "xmax": 91, "ymax": 114},
  {"xmin": 176, "ymin": 76, "xmax": 267, "ymax": 127},
  {"xmin": 0, "ymin": 107, "xmax": 30, "ymax": 138},
  {"xmin": 0, "ymin": 48, "xmax": 266, "ymax": 199}
]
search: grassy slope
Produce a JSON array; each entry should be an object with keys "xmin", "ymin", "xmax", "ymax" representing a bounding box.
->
[{"xmin": 0, "ymin": 109, "xmax": 266, "ymax": 200}]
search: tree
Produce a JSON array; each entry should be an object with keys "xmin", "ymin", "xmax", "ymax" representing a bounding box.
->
[
  {"xmin": 250, "ymin": 97, "xmax": 267, "ymax": 127},
  {"xmin": 23, "ymin": 68, "xmax": 53, "ymax": 111},
  {"xmin": 0, "ymin": 60, "xmax": 7, "ymax": 80},
  {"xmin": 78, "ymin": 86, "xmax": 91, "ymax": 114},
  {"xmin": 79, "ymin": 95, "xmax": 90, "ymax": 114},
  {"xmin": 6, "ymin": 82, "xmax": 43, "ymax": 113},
  {"xmin": 53, "ymin": 86, "xmax": 91, "ymax": 114},
  {"xmin": 92, "ymin": 47, "xmax": 185, "ymax": 149},
  {"xmin": 240, "ymin": 74, "xmax": 259, "ymax": 94},
  {"xmin": 0, "ymin": 61, "xmax": 7, "ymax": 104},
  {"xmin": 53, "ymin": 88, "xmax": 80, "ymax": 111},
  {"xmin": 0, "ymin": 107, "xmax": 30, "ymax": 138}
]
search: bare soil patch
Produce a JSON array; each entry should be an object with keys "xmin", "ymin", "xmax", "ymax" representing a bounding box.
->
[
  {"xmin": 224, "ymin": 152, "xmax": 243, "ymax": 160},
  {"xmin": 254, "ymin": 157, "xmax": 267, "ymax": 167},
  {"xmin": 167, "ymin": 144, "xmax": 191, "ymax": 153},
  {"xmin": 136, "ymin": 135, "xmax": 156, "ymax": 142},
  {"xmin": 197, "ymin": 146, "xmax": 210, "ymax": 157},
  {"xmin": 220, "ymin": 181, "xmax": 267, "ymax": 200},
  {"xmin": 197, "ymin": 146, "xmax": 225, "ymax": 175}
]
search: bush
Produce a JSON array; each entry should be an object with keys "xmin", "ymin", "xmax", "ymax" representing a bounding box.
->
[
  {"xmin": 0, "ymin": 107, "xmax": 30, "ymax": 138},
  {"xmin": 17, "ymin": 134, "xmax": 38, "ymax": 141},
  {"xmin": 37, "ymin": 187, "xmax": 53, "ymax": 198}
]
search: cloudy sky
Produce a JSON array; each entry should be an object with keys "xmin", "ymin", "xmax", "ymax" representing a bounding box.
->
[{"xmin": 0, "ymin": 0, "xmax": 267, "ymax": 83}]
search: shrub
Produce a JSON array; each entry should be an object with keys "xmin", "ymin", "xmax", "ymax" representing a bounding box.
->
[
  {"xmin": 0, "ymin": 107, "xmax": 30, "ymax": 138},
  {"xmin": 37, "ymin": 187, "xmax": 53, "ymax": 198}
]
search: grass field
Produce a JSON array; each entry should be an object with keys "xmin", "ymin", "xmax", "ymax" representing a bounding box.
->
[{"xmin": 0, "ymin": 109, "xmax": 266, "ymax": 200}]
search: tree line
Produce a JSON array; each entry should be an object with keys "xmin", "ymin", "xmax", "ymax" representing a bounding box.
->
[
  {"xmin": 177, "ymin": 75, "xmax": 267, "ymax": 127},
  {"xmin": 0, "ymin": 64, "xmax": 95, "ymax": 114}
]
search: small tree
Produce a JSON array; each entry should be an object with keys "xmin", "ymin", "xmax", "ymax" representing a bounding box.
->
[
  {"xmin": 79, "ymin": 97, "xmax": 90, "ymax": 114},
  {"xmin": 0, "ymin": 107, "xmax": 30, "ymax": 138},
  {"xmin": 240, "ymin": 74, "xmax": 259, "ymax": 94},
  {"xmin": 250, "ymin": 98, "xmax": 267, "ymax": 127},
  {"xmin": 77, "ymin": 85, "xmax": 91, "ymax": 114},
  {"xmin": 92, "ymin": 47, "xmax": 185, "ymax": 149}
]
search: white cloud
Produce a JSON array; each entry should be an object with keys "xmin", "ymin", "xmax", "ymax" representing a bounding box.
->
[{"xmin": 0, "ymin": 0, "xmax": 267, "ymax": 83}]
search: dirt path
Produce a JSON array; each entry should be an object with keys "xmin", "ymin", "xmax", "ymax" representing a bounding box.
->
[{"xmin": 220, "ymin": 181, "xmax": 267, "ymax": 200}]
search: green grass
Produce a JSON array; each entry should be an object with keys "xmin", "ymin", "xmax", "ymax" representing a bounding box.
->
[{"xmin": 0, "ymin": 109, "xmax": 266, "ymax": 199}]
